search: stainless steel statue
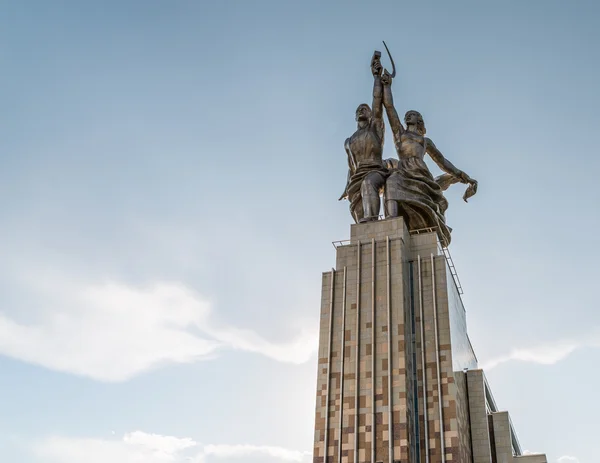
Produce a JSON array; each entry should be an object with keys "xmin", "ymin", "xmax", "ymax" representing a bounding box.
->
[
  {"xmin": 338, "ymin": 52, "xmax": 389, "ymax": 224},
  {"xmin": 340, "ymin": 44, "xmax": 478, "ymax": 245}
]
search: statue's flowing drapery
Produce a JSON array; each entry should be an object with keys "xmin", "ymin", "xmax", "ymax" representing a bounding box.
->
[
  {"xmin": 384, "ymin": 156, "xmax": 452, "ymax": 245},
  {"xmin": 345, "ymin": 161, "xmax": 388, "ymax": 223}
]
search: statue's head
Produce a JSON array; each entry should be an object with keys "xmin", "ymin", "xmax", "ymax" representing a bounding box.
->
[
  {"xmin": 356, "ymin": 104, "xmax": 372, "ymax": 122},
  {"xmin": 405, "ymin": 110, "xmax": 426, "ymax": 135}
]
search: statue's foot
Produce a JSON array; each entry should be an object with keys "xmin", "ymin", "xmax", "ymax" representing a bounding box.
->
[{"xmin": 358, "ymin": 216, "xmax": 379, "ymax": 224}]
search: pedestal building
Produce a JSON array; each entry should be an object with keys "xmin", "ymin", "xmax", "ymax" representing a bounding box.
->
[{"xmin": 312, "ymin": 217, "xmax": 547, "ymax": 463}]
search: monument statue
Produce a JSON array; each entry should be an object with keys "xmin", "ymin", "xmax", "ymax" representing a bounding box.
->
[
  {"xmin": 338, "ymin": 52, "xmax": 389, "ymax": 224},
  {"xmin": 315, "ymin": 45, "xmax": 547, "ymax": 463},
  {"xmin": 340, "ymin": 44, "xmax": 478, "ymax": 245}
]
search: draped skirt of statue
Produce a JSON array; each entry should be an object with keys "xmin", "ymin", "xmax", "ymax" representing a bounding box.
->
[
  {"xmin": 383, "ymin": 156, "xmax": 452, "ymax": 245},
  {"xmin": 346, "ymin": 161, "xmax": 388, "ymax": 223}
]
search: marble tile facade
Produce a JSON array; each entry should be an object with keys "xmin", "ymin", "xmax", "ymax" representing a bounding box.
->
[{"xmin": 313, "ymin": 217, "xmax": 547, "ymax": 463}]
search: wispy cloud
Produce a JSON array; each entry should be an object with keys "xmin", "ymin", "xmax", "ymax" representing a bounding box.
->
[
  {"xmin": 0, "ymin": 278, "xmax": 318, "ymax": 382},
  {"xmin": 481, "ymin": 330, "xmax": 599, "ymax": 371},
  {"xmin": 33, "ymin": 431, "xmax": 311, "ymax": 463},
  {"xmin": 34, "ymin": 433, "xmax": 189, "ymax": 463},
  {"xmin": 481, "ymin": 341, "xmax": 580, "ymax": 370},
  {"xmin": 124, "ymin": 431, "xmax": 197, "ymax": 457},
  {"xmin": 203, "ymin": 444, "xmax": 311, "ymax": 462},
  {"xmin": 557, "ymin": 456, "xmax": 580, "ymax": 463}
]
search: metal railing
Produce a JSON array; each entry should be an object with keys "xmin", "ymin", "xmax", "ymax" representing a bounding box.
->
[{"xmin": 409, "ymin": 227, "xmax": 463, "ymax": 295}]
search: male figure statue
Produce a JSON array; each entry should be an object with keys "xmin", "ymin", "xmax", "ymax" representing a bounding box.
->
[{"xmin": 339, "ymin": 52, "xmax": 389, "ymax": 223}]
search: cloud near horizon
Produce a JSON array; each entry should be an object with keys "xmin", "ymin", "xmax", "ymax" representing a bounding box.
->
[
  {"xmin": 557, "ymin": 456, "xmax": 580, "ymax": 463},
  {"xmin": 33, "ymin": 431, "xmax": 312, "ymax": 463},
  {"xmin": 0, "ymin": 278, "xmax": 318, "ymax": 382},
  {"xmin": 481, "ymin": 330, "xmax": 600, "ymax": 371}
]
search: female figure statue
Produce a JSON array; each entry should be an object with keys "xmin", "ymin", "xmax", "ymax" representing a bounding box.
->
[{"xmin": 381, "ymin": 70, "xmax": 477, "ymax": 245}]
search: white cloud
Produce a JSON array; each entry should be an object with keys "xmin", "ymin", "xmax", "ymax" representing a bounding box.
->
[
  {"xmin": 203, "ymin": 444, "xmax": 311, "ymax": 462},
  {"xmin": 207, "ymin": 323, "xmax": 318, "ymax": 364},
  {"xmin": 557, "ymin": 456, "xmax": 580, "ymax": 463},
  {"xmin": 34, "ymin": 432, "xmax": 196, "ymax": 463},
  {"xmin": 0, "ymin": 279, "xmax": 317, "ymax": 382},
  {"xmin": 33, "ymin": 432, "xmax": 311, "ymax": 463},
  {"xmin": 481, "ymin": 330, "xmax": 600, "ymax": 371},
  {"xmin": 124, "ymin": 431, "xmax": 197, "ymax": 457},
  {"xmin": 481, "ymin": 341, "xmax": 580, "ymax": 370}
]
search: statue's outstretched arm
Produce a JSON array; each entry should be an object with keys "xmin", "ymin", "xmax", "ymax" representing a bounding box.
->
[
  {"xmin": 426, "ymin": 138, "xmax": 474, "ymax": 183},
  {"xmin": 370, "ymin": 54, "xmax": 384, "ymax": 122},
  {"xmin": 428, "ymin": 139, "xmax": 478, "ymax": 201},
  {"xmin": 382, "ymin": 71, "xmax": 405, "ymax": 139}
]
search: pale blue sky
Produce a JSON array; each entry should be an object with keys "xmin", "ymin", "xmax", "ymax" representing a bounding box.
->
[{"xmin": 1, "ymin": 1, "xmax": 599, "ymax": 462}]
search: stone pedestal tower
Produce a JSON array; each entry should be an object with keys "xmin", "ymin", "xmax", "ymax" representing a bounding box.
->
[{"xmin": 312, "ymin": 217, "xmax": 547, "ymax": 463}]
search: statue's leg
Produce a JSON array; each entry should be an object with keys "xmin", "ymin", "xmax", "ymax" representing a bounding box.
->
[
  {"xmin": 385, "ymin": 200, "xmax": 399, "ymax": 218},
  {"xmin": 360, "ymin": 172, "xmax": 385, "ymax": 222}
]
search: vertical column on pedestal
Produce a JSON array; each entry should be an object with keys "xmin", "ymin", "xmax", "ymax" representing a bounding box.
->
[
  {"xmin": 370, "ymin": 239, "xmax": 377, "ymax": 463},
  {"xmin": 354, "ymin": 241, "xmax": 362, "ymax": 463},
  {"xmin": 332, "ymin": 241, "xmax": 360, "ymax": 463},
  {"xmin": 385, "ymin": 236, "xmax": 394, "ymax": 463},
  {"xmin": 405, "ymin": 249, "xmax": 420, "ymax": 463},
  {"xmin": 374, "ymin": 236, "xmax": 393, "ymax": 463},
  {"xmin": 359, "ymin": 240, "xmax": 372, "ymax": 463},
  {"xmin": 419, "ymin": 255, "xmax": 446, "ymax": 463},
  {"xmin": 431, "ymin": 255, "xmax": 446, "ymax": 463},
  {"xmin": 414, "ymin": 249, "xmax": 462, "ymax": 463},
  {"xmin": 341, "ymin": 246, "xmax": 357, "ymax": 463},
  {"xmin": 416, "ymin": 255, "xmax": 430, "ymax": 463},
  {"xmin": 389, "ymin": 235, "xmax": 410, "ymax": 462},
  {"xmin": 328, "ymin": 269, "xmax": 336, "ymax": 463},
  {"xmin": 338, "ymin": 268, "xmax": 347, "ymax": 463},
  {"xmin": 314, "ymin": 267, "xmax": 353, "ymax": 463},
  {"xmin": 350, "ymin": 237, "xmax": 378, "ymax": 463},
  {"xmin": 414, "ymin": 251, "xmax": 437, "ymax": 462},
  {"xmin": 330, "ymin": 270, "xmax": 342, "ymax": 463},
  {"xmin": 313, "ymin": 270, "xmax": 334, "ymax": 463}
]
